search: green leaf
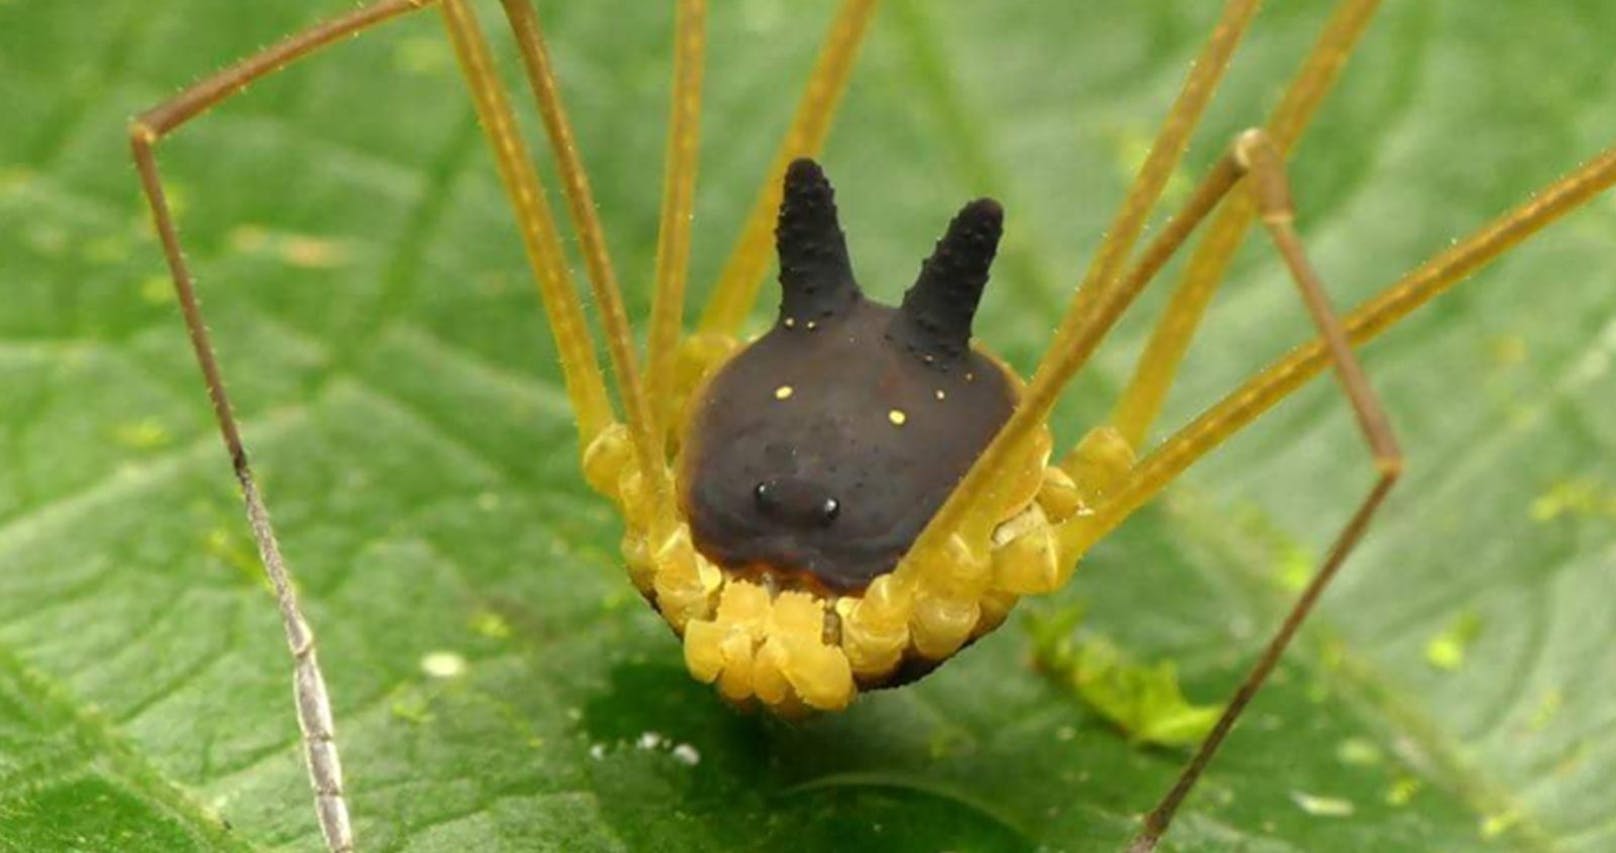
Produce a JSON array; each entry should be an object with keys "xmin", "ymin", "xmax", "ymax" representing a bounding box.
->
[
  {"xmin": 3, "ymin": 1, "xmax": 1615, "ymax": 851},
  {"xmin": 1029, "ymin": 608, "xmax": 1222, "ymax": 748}
]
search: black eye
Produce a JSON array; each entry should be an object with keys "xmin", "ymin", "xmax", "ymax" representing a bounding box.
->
[
  {"xmin": 753, "ymin": 482, "xmax": 774, "ymax": 510},
  {"xmin": 819, "ymin": 497, "xmax": 840, "ymax": 525}
]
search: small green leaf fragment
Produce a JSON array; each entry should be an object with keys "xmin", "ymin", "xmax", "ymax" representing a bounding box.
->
[
  {"xmin": 1028, "ymin": 609, "xmax": 1220, "ymax": 747},
  {"xmin": 1424, "ymin": 611, "xmax": 1483, "ymax": 671}
]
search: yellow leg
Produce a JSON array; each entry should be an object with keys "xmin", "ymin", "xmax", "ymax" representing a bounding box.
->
[
  {"xmin": 488, "ymin": 0, "xmax": 673, "ymax": 533},
  {"xmin": 1109, "ymin": 0, "xmax": 1385, "ymax": 449},
  {"xmin": 1123, "ymin": 128, "xmax": 1405, "ymax": 851},
  {"xmin": 694, "ymin": 0, "xmax": 880, "ymax": 337},
  {"xmin": 890, "ymin": 0, "xmax": 1264, "ymax": 586},
  {"xmin": 645, "ymin": 0, "xmax": 709, "ymax": 441},
  {"xmin": 434, "ymin": 0, "xmax": 617, "ymax": 454},
  {"xmin": 1065, "ymin": 141, "xmax": 1616, "ymax": 563}
]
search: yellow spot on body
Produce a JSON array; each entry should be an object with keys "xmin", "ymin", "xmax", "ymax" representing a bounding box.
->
[
  {"xmin": 420, "ymin": 651, "xmax": 467, "ymax": 679},
  {"xmin": 888, "ymin": 409, "xmax": 907, "ymax": 426},
  {"xmin": 934, "ymin": 389, "xmax": 946, "ymax": 400},
  {"xmin": 784, "ymin": 317, "xmax": 796, "ymax": 328},
  {"xmin": 806, "ymin": 320, "xmax": 818, "ymax": 330},
  {"xmin": 774, "ymin": 385, "xmax": 794, "ymax": 400},
  {"xmin": 1289, "ymin": 791, "xmax": 1355, "ymax": 818}
]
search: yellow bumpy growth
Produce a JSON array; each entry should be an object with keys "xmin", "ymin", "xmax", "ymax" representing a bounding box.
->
[{"xmin": 584, "ymin": 335, "xmax": 1134, "ymax": 716}]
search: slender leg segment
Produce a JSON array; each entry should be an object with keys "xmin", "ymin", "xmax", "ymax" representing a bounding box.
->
[
  {"xmin": 128, "ymin": 3, "xmax": 448, "ymax": 850},
  {"xmin": 488, "ymin": 0, "xmax": 672, "ymax": 533},
  {"xmin": 644, "ymin": 0, "xmax": 709, "ymax": 440},
  {"xmin": 1110, "ymin": 0, "xmax": 1384, "ymax": 449},
  {"xmin": 695, "ymin": 0, "xmax": 880, "ymax": 337},
  {"xmin": 1109, "ymin": 139, "xmax": 1616, "ymax": 849},
  {"xmin": 1068, "ymin": 142, "xmax": 1616, "ymax": 561},
  {"xmin": 889, "ymin": 0, "xmax": 1264, "ymax": 587},
  {"xmin": 1123, "ymin": 128, "xmax": 1404, "ymax": 852}
]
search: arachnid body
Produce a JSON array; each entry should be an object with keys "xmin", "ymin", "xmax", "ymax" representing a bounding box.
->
[{"xmin": 98, "ymin": 0, "xmax": 1616, "ymax": 850}]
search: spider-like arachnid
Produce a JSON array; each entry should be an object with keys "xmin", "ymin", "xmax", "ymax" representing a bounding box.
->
[{"xmin": 119, "ymin": 0, "xmax": 1616, "ymax": 850}]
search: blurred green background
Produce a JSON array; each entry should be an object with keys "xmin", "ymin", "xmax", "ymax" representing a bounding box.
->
[{"xmin": 2, "ymin": 1, "xmax": 1615, "ymax": 850}]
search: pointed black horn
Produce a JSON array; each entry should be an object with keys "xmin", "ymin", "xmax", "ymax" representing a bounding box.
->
[
  {"xmin": 891, "ymin": 198, "xmax": 1003, "ymax": 362},
  {"xmin": 775, "ymin": 158, "xmax": 859, "ymax": 326}
]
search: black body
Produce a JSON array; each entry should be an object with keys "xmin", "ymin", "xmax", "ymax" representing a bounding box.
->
[{"xmin": 681, "ymin": 160, "xmax": 1015, "ymax": 593}]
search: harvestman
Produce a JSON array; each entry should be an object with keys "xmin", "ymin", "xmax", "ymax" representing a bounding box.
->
[{"xmin": 128, "ymin": 0, "xmax": 1616, "ymax": 849}]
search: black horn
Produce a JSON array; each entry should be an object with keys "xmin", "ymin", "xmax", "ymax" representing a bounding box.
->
[
  {"xmin": 775, "ymin": 158, "xmax": 860, "ymax": 325},
  {"xmin": 891, "ymin": 198, "xmax": 1003, "ymax": 363}
]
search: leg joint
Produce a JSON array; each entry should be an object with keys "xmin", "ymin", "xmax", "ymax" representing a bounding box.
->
[
  {"xmin": 127, "ymin": 120, "xmax": 157, "ymax": 149},
  {"xmin": 1231, "ymin": 127, "xmax": 1295, "ymax": 222}
]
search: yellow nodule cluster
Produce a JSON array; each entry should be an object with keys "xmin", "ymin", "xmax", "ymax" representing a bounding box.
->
[
  {"xmin": 838, "ymin": 572, "xmax": 915, "ymax": 677},
  {"xmin": 684, "ymin": 581, "xmax": 855, "ymax": 713},
  {"xmin": 589, "ymin": 348, "xmax": 1140, "ymax": 716}
]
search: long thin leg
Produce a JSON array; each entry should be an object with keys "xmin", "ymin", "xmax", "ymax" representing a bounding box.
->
[
  {"xmin": 644, "ymin": 0, "xmax": 708, "ymax": 438},
  {"xmin": 695, "ymin": 0, "xmax": 879, "ymax": 336},
  {"xmin": 478, "ymin": 0, "xmax": 673, "ymax": 530},
  {"xmin": 128, "ymin": 3, "xmax": 447, "ymax": 850},
  {"xmin": 1125, "ymin": 129, "xmax": 1403, "ymax": 851},
  {"xmin": 1049, "ymin": 141, "xmax": 1616, "ymax": 849},
  {"xmin": 1066, "ymin": 142, "xmax": 1616, "ymax": 558},
  {"xmin": 1069, "ymin": 148, "xmax": 1616, "ymax": 848},
  {"xmin": 1110, "ymin": 0, "xmax": 1384, "ymax": 449},
  {"xmin": 895, "ymin": 0, "xmax": 1264, "ymax": 578}
]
